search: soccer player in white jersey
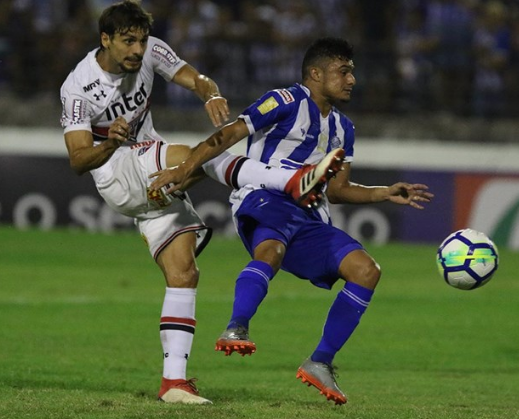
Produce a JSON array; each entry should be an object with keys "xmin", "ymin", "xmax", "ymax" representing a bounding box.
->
[
  {"xmin": 149, "ymin": 37, "xmax": 434, "ymax": 405},
  {"xmin": 60, "ymin": 1, "xmax": 342, "ymax": 405}
]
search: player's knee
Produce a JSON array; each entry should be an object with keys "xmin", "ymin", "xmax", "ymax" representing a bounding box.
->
[
  {"xmin": 165, "ymin": 144, "xmax": 192, "ymax": 168},
  {"xmin": 340, "ymin": 251, "xmax": 381, "ymax": 289},
  {"xmin": 164, "ymin": 265, "xmax": 200, "ymax": 288},
  {"xmin": 360, "ymin": 260, "xmax": 381, "ymax": 288}
]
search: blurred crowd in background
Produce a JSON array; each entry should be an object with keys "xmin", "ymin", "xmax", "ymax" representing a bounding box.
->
[{"xmin": 1, "ymin": 0, "xmax": 519, "ymax": 120}]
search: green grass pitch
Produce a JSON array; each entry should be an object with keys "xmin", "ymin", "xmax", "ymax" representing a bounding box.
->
[{"xmin": 0, "ymin": 226, "xmax": 518, "ymax": 419}]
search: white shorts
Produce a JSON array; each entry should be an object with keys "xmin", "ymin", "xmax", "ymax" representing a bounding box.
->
[{"xmin": 95, "ymin": 140, "xmax": 211, "ymax": 259}]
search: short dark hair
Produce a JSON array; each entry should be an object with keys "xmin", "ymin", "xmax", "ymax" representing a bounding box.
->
[
  {"xmin": 302, "ymin": 38, "xmax": 354, "ymax": 79},
  {"xmin": 98, "ymin": 0, "xmax": 153, "ymax": 38}
]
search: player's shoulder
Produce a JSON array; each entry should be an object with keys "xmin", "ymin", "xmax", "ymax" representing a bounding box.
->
[
  {"xmin": 60, "ymin": 50, "xmax": 99, "ymax": 96},
  {"xmin": 332, "ymin": 106, "xmax": 355, "ymax": 130},
  {"xmin": 145, "ymin": 35, "xmax": 183, "ymax": 66},
  {"xmin": 270, "ymin": 84, "xmax": 307, "ymax": 105}
]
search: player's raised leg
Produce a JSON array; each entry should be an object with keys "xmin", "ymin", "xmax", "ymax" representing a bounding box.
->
[{"xmin": 202, "ymin": 148, "xmax": 345, "ymax": 208}]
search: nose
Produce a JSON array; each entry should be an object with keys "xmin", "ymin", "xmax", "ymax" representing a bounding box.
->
[
  {"xmin": 131, "ymin": 42, "xmax": 145, "ymax": 57},
  {"xmin": 347, "ymin": 73, "xmax": 356, "ymax": 86}
]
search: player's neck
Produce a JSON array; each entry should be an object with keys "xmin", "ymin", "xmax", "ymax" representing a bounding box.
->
[
  {"xmin": 303, "ymin": 82, "xmax": 332, "ymax": 117},
  {"xmin": 310, "ymin": 93, "xmax": 332, "ymax": 117},
  {"xmin": 96, "ymin": 49, "xmax": 123, "ymax": 75}
]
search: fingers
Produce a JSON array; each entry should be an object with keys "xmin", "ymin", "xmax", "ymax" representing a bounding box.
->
[
  {"xmin": 109, "ymin": 117, "xmax": 130, "ymax": 143},
  {"xmin": 205, "ymin": 96, "xmax": 230, "ymax": 127}
]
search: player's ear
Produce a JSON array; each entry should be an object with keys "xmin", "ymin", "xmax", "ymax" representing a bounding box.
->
[
  {"xmin": 309, "ymin": 66, "xmax": 322, "ymax": 82},
  {"xmin": 100, "ymin": 32, "xmax": 111, "ymax": 49}
]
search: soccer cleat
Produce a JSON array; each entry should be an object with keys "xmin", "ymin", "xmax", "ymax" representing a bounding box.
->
[
  {"xmin": 215, "ymin": 325, "xmax": 256, "ymax": 356},
  {"xmin": 158, "ymin": 377, "xmax": 212, "ymax": 405},
  {"xmin": 296, "ymin": 358, "xmax": 347, "ymax": 405},
  {"xmin": 284, "ymin": 148, "xmax": 345, "ymax": 209}
]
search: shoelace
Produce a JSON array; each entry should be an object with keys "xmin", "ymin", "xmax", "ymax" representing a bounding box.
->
[
  {"xmin": 324, "ymin": 363, "xmax": 340, "ymax": 379},
  {"xmin": 183, "ymin": 378, "xmax": 200, "ymax": 395}
]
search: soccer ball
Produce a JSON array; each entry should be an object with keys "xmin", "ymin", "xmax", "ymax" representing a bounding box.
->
[{"xmin": 436, "ymin": 229, "xmax": 499, "ymax": 290}]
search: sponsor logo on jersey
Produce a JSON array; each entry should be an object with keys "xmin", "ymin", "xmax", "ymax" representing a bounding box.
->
[
  {"xmin": 93, "ymin": 90, "xmax": 106, "ymax": 101},
  {"xmin": 104, "ymin": 82, "xmax": 148, "ymax": 121},
  {"xmin": 151, "ymin": 44, "xmax": 179, "ymax": 67},
  {"xmin": 276, "ymin": 89, "xmax": 295, "ymax": 104},
  {"xmin": 82, "ymin": 79, "xmax": 100, "ymax": 92},
  {"xmin": 72, "ymin": 99, "xmax": 85, "ymax": 124},
  {"xmin": 257, "ymin": 96, "xmax": 279, "ymax": 115}
]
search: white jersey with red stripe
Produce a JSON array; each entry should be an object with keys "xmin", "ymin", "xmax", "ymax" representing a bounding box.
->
[{"xmin": 60, "ymin": 36, "xmax": 186, "ymax": 186}]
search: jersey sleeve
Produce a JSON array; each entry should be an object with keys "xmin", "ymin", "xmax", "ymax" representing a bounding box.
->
[
  {"xmin": 238, "ymin": 88, "xmax": 296, "ymax": 135},
  {"xmin": 341, "ymin": 117, "xmax": 355, "ymax": 163},
  {"xmin": 60, "ymin": 79, "xmax": 94, "ymax": 133},
  {"xmin": 147, "ymin": 36, "xmax": 187, "ymax": 82}
]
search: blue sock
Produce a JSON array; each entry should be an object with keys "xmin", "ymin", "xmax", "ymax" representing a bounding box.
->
[
  {"xmin": 227, "ymin": 261, "xmax": 274, "ymax": 330},
  {"xmin": 311, "ymin": 282, "xmax": 374, "ymax": 365}
]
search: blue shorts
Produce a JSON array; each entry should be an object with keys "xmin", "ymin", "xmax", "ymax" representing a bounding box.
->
[{"xmin": 234, "ymin": 190, "xmax": 364, "ymax": 289}]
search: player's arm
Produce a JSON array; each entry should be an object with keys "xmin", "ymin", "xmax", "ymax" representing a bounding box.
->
[
  {"xmin": 149, "ymin": 118, "xmax": 249, "ymax": 192},
  {"xmin": 171, "ymin": 63, "xmax": 230, "ymax": 127},
  {"xmin": 64, "ymin": 117, "xmax": 129, "ymax": 175},
  {"xmin": 326, "ymin": 162, "xmax": 433, "ymax": 209}
]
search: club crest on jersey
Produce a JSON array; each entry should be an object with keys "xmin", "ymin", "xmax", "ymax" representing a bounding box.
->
[
  {"xmin": 147, "ymin": 187, "xmax": 171, "ymax": 208},
  {"xmin": 257, "ymin": 96, "xmax": 279, "ymax": 115},
  {"xmin": 331, "ymin": 135, "xmax": 342, "ymax": 149},
  {"xmin": 275, "ymin": 89, "xmax": 295, "ymax": 104}
]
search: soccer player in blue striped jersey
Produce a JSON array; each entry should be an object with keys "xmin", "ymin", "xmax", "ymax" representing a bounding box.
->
[{"xmin": 149, "ymin": 37, "xmax": 434, "ymax": 405}]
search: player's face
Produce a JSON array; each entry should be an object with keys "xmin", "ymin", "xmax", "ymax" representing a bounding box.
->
[
  {"xmin": 101, "ymin": 29, "xmax": 148, "ymax": 74},
  {"xmin": 321, "ymin": 58, "xmax": 356, "ymax": 103}
]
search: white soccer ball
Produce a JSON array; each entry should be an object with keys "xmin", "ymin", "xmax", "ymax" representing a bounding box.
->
[{"xmin": 436, "ymin": 229, "xmax": 499, "ymax": 290}]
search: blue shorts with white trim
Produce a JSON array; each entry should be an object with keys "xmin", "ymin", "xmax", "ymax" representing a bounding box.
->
[{"xmin": 234, "ymin": 190, "xmax": 364, "ymax": 289}]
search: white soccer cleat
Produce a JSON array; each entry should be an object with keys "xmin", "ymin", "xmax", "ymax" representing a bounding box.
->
[{"xmin": 158, "ymin": 378, "xmax": 212, "ymax": 405}]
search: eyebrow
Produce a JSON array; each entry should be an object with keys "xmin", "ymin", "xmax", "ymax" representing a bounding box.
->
[{"xmin": 340, "ymin": 63, "xmax": 355, "ymax": 71}]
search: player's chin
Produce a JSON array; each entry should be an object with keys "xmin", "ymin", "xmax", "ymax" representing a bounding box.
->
[{"xmin": 123, "ymin": 61, "xmax": 142, "ymax": 73}]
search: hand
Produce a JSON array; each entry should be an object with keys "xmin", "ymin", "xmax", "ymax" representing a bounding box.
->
[
  {"xmin": 108, "ymin": 116, "xmax": 130, "ymax": 145},
  {"xmin": 387, "ymin": 183, "xmax": 434, "ymax": 209},
  {"xmin": 204, "ymin": 95, "xmax": 230, "ymax": 127},
  {"xmin": 149, "ymin": 164, "xmax": 190, "ymax": 194}
]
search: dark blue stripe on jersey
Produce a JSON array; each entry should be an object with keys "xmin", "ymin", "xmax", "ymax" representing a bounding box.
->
[
  {"xmin": 327, "ymin": 113, "xmax": 337, "ymax": 153},
  {"xmin": 341, "ymin": 117, "xmax": 355, "ymax": 157},
  {"xmin": 287, "ymin": 99, "xmax": 321, "ymax": 163}
]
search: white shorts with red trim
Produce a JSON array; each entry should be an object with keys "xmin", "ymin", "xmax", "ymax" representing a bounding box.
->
[{"xmin": 95, "ymin": 140, "xmax": 211, "ymax": 259}]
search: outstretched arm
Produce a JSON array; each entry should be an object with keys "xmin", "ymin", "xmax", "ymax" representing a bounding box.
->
[
  {"xmin": 327, "ymin": 163, "xmax": 434, "ymax": 209},
  {"xmin": 172, "ymin": 64, "xmax": 230, "ymax": 127},
  {"xmin": 149, "ymin": 118, "xmax": 250, "ymax": 193}
]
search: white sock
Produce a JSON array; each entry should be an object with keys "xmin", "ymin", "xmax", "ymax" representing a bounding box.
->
[
  {"xmin": 202, "ymin": 151, "xmax": 294, "ymax": 191},
  {"xmin": 159, "ymin": 287, "xmax": 197, "ymax": 380}
]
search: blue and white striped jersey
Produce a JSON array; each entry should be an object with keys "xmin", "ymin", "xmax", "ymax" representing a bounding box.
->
[
  {"xmin": 238, "ymin": 83, "xmax": 355, "ymax": 169},
  {"xmin": 231, "ymin": 83, "xmax": 356, "ymax": 224}
]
